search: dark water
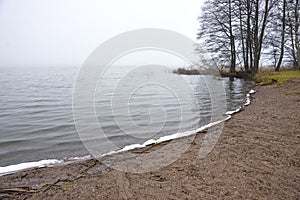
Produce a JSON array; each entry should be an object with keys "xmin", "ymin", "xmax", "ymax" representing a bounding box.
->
[{"xmin": 0, "ymin": 67, "xmax": 251, "ymax": 167}]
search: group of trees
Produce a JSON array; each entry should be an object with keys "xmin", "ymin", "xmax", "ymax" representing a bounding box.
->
[{"xmin": 197, "ymin": 0, "xmax": 300, "ymax": 75}]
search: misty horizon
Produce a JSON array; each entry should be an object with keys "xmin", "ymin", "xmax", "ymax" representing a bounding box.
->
[{"xmin": 0, "ymin": 0, "xmax": 204, "ymax": 68}]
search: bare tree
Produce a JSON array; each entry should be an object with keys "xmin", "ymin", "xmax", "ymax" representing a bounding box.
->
[
  {"xmin": 252, "ymin": 0, "xmax": 276, "ymax": 73},
  {"xmin": 276, "ymin": 0, "xmax": 287, "ymax": 71},
  {"xmin": 286, "ymin": 0, "xmax": 300, "ymax": 69},
  {"xmin": 265, "ymin": 0, "xmax": 287, "ymax": 71},
  {"xmin": 197, "ymin": 0, "xmax": 237, "ymax": 73}
]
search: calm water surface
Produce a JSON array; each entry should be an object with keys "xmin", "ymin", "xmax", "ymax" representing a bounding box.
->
[{"xmin": 0, "ymin": 67, "xmax": 251, "ymax": 166}]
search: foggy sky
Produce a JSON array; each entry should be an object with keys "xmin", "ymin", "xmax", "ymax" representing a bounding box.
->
[{"xmin": 0, "ymin": 0, "xmax": 204, "ymax": 67}]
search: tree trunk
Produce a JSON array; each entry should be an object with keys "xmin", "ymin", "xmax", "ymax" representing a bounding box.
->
[
  {"xmin": 276, "ymin": 0, "xmax": 287, "ymax": 72},
  {"xmin": 246, "ymin": 0, "xmax": 252, "ymax": 73},
  {"xmin": 295, "ymin": 0, "xmax": 300, "ymax": 69},
  {"xmin": 254, "ymin": 0, "xmax": 270, "ymax": 74},
  {"xmin": 253, "ymin": 0, "xmax": 260, "ymax": 74},
  {"xmin": 289, "ymin": 14, "xmax": 297, "ymax": 67},
  {"xmin": 229, "ymin": 0, "xmax": 236, "ymax": 74},
  {"xmin": 239, "ymin": 0, "xmax": 247, "ymax": 71}
]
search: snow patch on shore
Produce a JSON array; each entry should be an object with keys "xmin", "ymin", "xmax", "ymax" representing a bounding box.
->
[
  {"xmin": 0, "ymin": 159, "xmax": 64, "ymax": 176},
  {"xmin": 245, "ymin": 89, "xmax": 255, "ymax": 106},
  {"xmin": 0, "ymin": 155, "xmax": 94, "ymax": 176}
]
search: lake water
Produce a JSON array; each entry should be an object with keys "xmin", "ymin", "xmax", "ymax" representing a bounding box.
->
[{"xmin": 0, "ymin": 66, "xmax": 252, "ymax": 167}]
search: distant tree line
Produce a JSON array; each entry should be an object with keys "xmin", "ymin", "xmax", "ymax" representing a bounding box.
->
[{"xmin": 197, "ymin": 0, "xmax": 300, "ymax": 75}]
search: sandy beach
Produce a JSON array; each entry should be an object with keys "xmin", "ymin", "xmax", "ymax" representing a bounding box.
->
[{"xmin": 1, "ymin": 79, "xmax": 300, "ymax": 199}]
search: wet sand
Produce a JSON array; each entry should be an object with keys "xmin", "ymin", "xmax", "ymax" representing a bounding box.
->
[{"xmin": 1, "ymin": 80, "xmax": 300, "ymax": 199}]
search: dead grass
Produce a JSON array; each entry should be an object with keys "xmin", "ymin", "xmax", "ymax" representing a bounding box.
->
[{"xmin": 255, "ymin": 70, "xmax": 300, "ymax": 86}]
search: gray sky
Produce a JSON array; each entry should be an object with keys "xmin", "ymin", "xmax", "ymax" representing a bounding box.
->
[{"xmin": 0, "ymin": 0, "xmax": 204, "ymax": 67}]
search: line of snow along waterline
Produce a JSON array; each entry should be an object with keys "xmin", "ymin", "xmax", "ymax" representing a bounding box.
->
[
  {"xmin": 0, "ymin": 89, "xmax": 255, "ymax": 176},
  {"xmin": 104, "ymin": 89, "xmax": 256, "ymax": 156}
]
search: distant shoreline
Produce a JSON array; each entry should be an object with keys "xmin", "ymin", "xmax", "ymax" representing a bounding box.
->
[{"xmin": 173, "ymin": 67, "xmax": 249, "ymax": 79}]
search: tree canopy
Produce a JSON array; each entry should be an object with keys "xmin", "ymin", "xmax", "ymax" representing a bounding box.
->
[{"xmin": 197, "ymin": 0, "xmax": 300, "ymax": 74}]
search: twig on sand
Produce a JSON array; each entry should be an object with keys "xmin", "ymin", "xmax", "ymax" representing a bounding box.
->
[
  {"xmin": 42, "ymin": 179, "xmax": 61, "ymax": 193},
  {"xmin": 0, "ymin": 187, "xmax": 38, "ymax": 194}
]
